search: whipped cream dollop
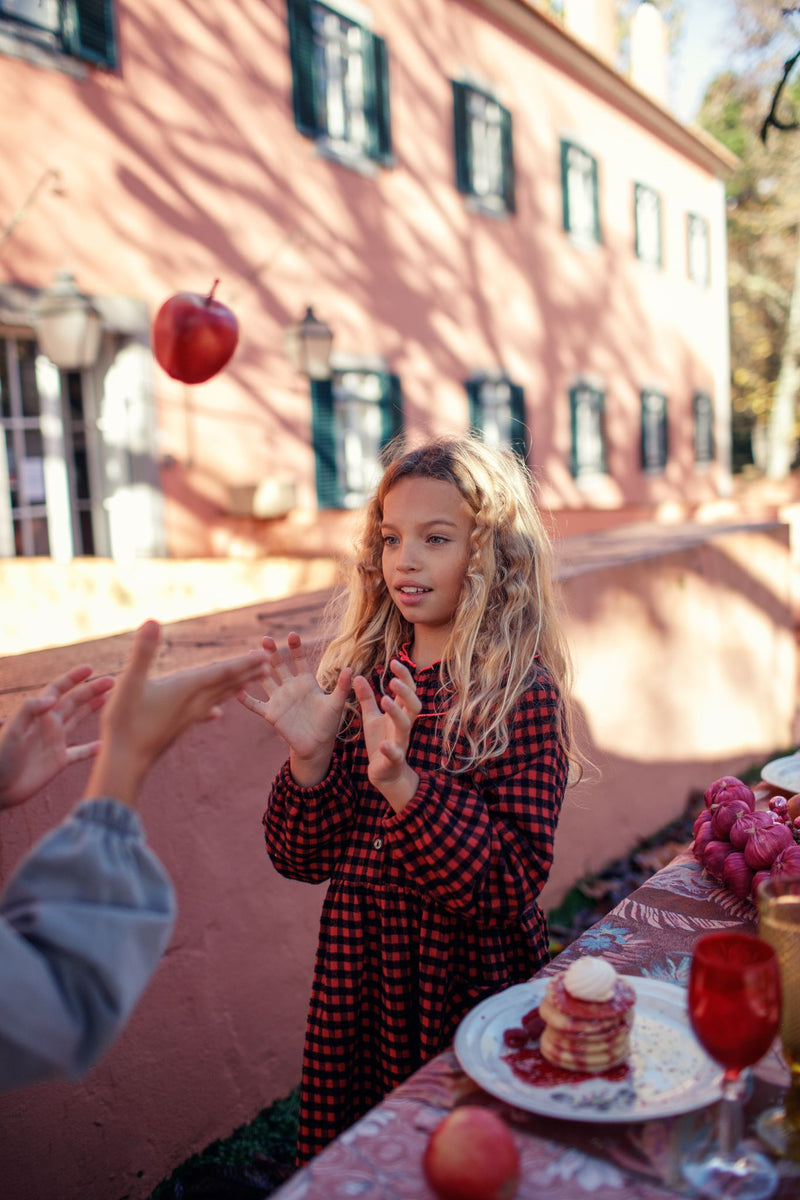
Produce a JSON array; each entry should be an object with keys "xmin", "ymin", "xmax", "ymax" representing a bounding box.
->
[{"xmin": 563, "ymin": 956, "xmax": 618, "ymax": 1002}]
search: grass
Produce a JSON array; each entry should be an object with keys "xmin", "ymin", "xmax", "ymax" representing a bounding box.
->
[{"xmin": 148, "ymin": 1088, "xmax": 299, "ymax": 1199}]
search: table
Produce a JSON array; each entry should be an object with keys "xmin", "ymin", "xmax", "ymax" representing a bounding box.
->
[{"xmin": 271, "ymin": 847, "xmax": 800, "ymax": 1199}]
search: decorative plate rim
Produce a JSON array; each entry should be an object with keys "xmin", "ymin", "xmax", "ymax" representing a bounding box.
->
[
  {"xmin": 453, "ymin": 975, "xmax": 722, "ymax": 1124},
  {"xmin": 761, "ymin": 753, "xmax": 800, "ymax": 793}
]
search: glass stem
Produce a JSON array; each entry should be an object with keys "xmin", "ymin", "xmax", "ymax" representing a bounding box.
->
[
  {"xmin": 718, "ymin": 1069, "xmax": 744, "ymax": 1159},
  {"xmin": 786, "ymin": 1069, "xmax": 800, "ymax": 1135}
]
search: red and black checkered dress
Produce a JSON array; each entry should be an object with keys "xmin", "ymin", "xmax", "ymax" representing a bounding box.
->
[{"xmin": 263, "ymin": 652, "xmax": 568, "ymax": 1163}]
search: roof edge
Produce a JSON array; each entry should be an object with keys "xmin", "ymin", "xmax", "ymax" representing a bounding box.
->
[{"xmin": 478, "ymin": 0, "xmax": 739, "ymax": 178}]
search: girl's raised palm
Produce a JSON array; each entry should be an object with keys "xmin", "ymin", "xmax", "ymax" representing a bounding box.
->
[
  {"xmin": 354, "ymin": 660, "xmax": 421, "ymax": 795},
  {"xmin": 237, "ymin": 632, "xmax": 352, "ymax": 763}
]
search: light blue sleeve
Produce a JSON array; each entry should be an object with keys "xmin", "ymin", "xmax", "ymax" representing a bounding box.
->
[{"xmin": 0, "ymin": 798, "xmax": 176, "ymax": 1092}]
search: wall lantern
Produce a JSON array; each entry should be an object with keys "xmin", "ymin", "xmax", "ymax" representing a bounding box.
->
[
  {"xmin": 284, "ymin": 306, "xmax": 334, "ymax": 381},
  {"xmin": 35, "ymin": 270, "xmax": 102, "ymax": 370}
]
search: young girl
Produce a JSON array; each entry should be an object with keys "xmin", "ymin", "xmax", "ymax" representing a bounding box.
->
[{"xmin": 238, "ymin": 435, "xmax": 577, "ymax": 1162}]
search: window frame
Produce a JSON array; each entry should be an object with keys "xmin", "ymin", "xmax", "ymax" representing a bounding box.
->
[
  {"xmin": 0, "ymin": 0, "xmax": 117, "ymax": 68},
  {"xmin": 465, "ymin": 373, "xmax": 527, "ymax": 459},
  {"xmin": 640, "ymin": 388, "xmax": 669, "ymax": 475},
  {"xmin": 560, "ymin": 139, "xmax": 601, "ymax": 246},
  {"xmin": 311, "ymin": 367, "xmax": 403, "ymax": 509},
  {"xmin": 452, "ymin": 80, "xmax": 515, "ymax": 216},
  {"xmin": 287, "ymin": 0, "xmax": 392, "ymax": 170},
  {"xmin": 693, "ymin": 391, "xmax": 715, "ymax": 467},
  {"xmin": 687, "ymin": 212, "xmax": 710, "ymax": 286},
  {"xmin": 569, "ymin": 381, "xmax": 607, "ymax": 479},
  {"xmin": 634, "ymin": 182, "xmax": 663, "ymax": 269}
]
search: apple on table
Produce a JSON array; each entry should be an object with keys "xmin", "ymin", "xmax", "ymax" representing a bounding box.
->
[
  {"xmin": 423, "ymin": 1105, "xmax": 520, "ymax": 1200},
  {"xmin": 152, "ymin": 279, "xmax": 239, "ymax": 385}
]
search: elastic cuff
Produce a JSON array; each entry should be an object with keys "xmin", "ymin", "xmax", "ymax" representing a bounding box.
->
[{"xmin": 72, "ymin": 798, "xmax": 143, "ymax": 838}]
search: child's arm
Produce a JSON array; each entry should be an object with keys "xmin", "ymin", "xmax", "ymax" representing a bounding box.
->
[
  {"xmin": 0, "ymin": 620, "xmax": 270, "ymax": 1093},
  {"xmin": 352, "ymin": 658, "xmax": 421, "ymax": 813},
  {"xmin": 237, "ymin": 633, "xmax": 352, "ymax": 786}
]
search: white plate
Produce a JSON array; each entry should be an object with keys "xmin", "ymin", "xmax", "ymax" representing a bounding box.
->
[
  {"xmin": 453, "ymin": 976, "xmax": 722, "ymax": 1123},
  {"xmin": 761, "ymin": 753, "xmax": 800, "ymax": 794}
]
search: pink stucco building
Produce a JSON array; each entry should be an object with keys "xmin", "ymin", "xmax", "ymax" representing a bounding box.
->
[{"xmin": 0, "ymin": 0, "xmax": 735, "ymax": 564}]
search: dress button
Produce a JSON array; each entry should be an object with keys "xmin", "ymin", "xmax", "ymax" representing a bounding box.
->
[{"xmin": 373, "ymin": 837, "xmax": 383, "ymax": 850}]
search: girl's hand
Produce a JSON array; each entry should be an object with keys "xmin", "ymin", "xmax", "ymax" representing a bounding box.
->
[
  {"xmin": 353, "ymin": 659, "xmax": 421, "ymax": 813},
  {"xmin": 0, "ymin": 666, "xmax": 114, "ymax": 809},
  {"xmin": 236, "ymin": 632, "xmax": 352, "ymax": 785}
]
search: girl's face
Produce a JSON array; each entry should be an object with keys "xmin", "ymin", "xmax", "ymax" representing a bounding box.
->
[{"xmin": 380, "ymin": 476, "xmax": 474, "ymax": 666}]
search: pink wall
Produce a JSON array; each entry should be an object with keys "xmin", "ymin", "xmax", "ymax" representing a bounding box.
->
[
  {"xmin": 0, "ymin": 0, "xmax": 733, "ymax": 559},
  {"xmin": 0, "ymin": 523, "xmax": 794, "ymax": 1200}
]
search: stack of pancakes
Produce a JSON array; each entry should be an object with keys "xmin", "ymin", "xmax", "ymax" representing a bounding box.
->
[{"xmin": 539, "ymin": 960, "xmax": 636, "ymax": 1074}]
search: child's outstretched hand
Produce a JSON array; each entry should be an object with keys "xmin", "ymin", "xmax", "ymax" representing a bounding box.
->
[
  {"xmin": 236, "ymin": 632, "xmax": 352, "ymax": 787},
  {"xmin": 0, "ymin": 665, "xmax": 114, "ymax": 810},
  {"xmin": 353, "ymin": 659, "xmax": 421, "ymax": 814},
  {"xmin": 83, "ymin": 619, "xmax": 270, "ymax": 808}
]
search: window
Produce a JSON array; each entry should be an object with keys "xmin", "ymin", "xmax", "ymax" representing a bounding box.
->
[
  {"xmin": 452, "ymin": 82, "xmax": 514, "ymax": 215},
  {"xmin": 640, "ymin": 389, "xmax": 668, "ymax": 474},
  {"xmin": 0, "ymin": 340, "xmax": 105, "ymax": 557},
  {"xmin": 311, "ymin": 368, "xmax": 402, "ymax": 508},
  {"xmin": 466, "ymin": 375, "xmax": 526, "ymax": 458},
  {"xmin": 560, "ymin": 140, "xmax": 600, "ymax": 245},
  {"xmin": 687, "ymin": 213, "xmax": 710, "ymax": 286},
  {"xmin": 634, "ymin": 183, "xmax": 662, "ymax": 269},
  {"xmin": 569, "ymin": 382, "xmax": 607, "ymax": 478},
  {"xmin": 0, "ymin": 0, "xmax": 117, "ymax": 67},
  {"xmin": 287, "ymin": 0, "xmax": 391, "ymax": 168},
  {"xmin": 0, "ymin": 339, "xmax": 51, "ymax": 555},
  {"xmin": 693, "ymin": 392, "xmax": 714, "ymax": 465}
]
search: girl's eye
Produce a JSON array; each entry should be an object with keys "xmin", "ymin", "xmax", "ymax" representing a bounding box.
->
[
  {"xmin": 382, "ymin": 534, "xmax": 398, "ymax": 546},
  {"xmin": 428, "ymin": 535, "xmax": 448, "ymax": 544}
]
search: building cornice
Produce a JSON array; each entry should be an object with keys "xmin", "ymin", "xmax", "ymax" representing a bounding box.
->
[{"xmin": 476, "ymin": 0, "xmax": 739, "ymax": 178}]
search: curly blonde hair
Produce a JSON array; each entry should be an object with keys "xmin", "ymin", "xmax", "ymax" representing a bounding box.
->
[{"xmin": 318, "ymin": 435, "xmax": 577, "ymax": 775}]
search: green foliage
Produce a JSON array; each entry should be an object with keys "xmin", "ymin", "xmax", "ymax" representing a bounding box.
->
[
  {"xmin": 148, "ymin": 1088, "xmax": 299, "ymax": 1200},
  {"xmin": 702, "ymin": 88, "xmax": 747, "ymax": 160}
]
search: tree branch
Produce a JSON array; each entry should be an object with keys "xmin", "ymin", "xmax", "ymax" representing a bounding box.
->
[{"xmin": 761, "ymin": 47, "xmax": 800, "ymax": 143}]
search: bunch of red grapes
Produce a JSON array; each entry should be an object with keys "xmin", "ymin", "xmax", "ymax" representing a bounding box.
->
[{"xmin": 692, "ymin": 775, "xmax": 800, "ymax": 902}]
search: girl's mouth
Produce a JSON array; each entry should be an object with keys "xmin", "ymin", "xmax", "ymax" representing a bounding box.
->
[{"xmin": 398, "ymin": 586, "xmax": 431, "ymax": 595}]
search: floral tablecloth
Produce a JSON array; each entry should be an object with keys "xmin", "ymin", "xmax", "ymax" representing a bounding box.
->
[{"xmin": 273, "ymin": 850, "xmax": 800, "ymax": 1199}]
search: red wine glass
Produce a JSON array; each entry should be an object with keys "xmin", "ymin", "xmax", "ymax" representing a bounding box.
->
[{"xmin": 685, "ymin": 932, "xmax": 781, "ymax": 1199}]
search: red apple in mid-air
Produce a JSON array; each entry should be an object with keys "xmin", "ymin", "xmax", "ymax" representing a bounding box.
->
[
  {"xmin": 152, "ymin": 279, "xmax": 239, "ymax": 384},
  {"xmin": 423, "ymin": 1106, "xmax": 520, "ymax": 1200}
]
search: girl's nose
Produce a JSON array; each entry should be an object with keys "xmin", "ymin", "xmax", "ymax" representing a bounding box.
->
[{"xmin": 397, "ymin": 542, "xmax": 420, "ymax": 571}]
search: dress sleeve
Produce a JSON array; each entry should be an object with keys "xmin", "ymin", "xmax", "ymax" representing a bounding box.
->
[
  {"xmin": 381, "ymin": 676, "xmax": 568, "ymax": 923},
  {"xmin": 264, "ymin": 748, "xmax": 358, "ymax": 884},
  {"xmin": 0, "ymin": 798, "xmax": 175, "ymax": 1093}
]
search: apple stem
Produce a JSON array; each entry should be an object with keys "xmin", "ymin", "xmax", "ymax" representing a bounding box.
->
[{"xmin": 206, "ymin": 278, "xmax": 220, "ymax": 305}]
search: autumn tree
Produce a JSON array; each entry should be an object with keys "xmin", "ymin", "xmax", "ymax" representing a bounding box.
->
[{"xmin": 698, "ymin": 4, "xmax": 800, "ymax": 477}]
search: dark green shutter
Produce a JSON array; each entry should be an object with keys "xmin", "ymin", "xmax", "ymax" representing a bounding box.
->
[
  {"xmin": 501, "ymin": 106, "xmax": 515, "ymax": 214},
  {"xmin": 560, "ymin": 140, "xmax": 570, "ymax": 233},
  {"xmin": 311, "ymin": 378, "xmax": 340, "ymax": 508},
  {"xmin": 62, "ymin": 0, "xmax": 116, "ymax": 67},
  {"xmin": 509, "ymin": 383, "xmax": 526, "ymax": 460},
  {"xmin": 568, "ymin": 385, "xmax": 579, "ymax": 476},
  {"xmin": 367, "ymin": 34, "xmax": 392, "ymax": 164},
  {"xmin": 465, "ymin": 378, "xmax": 481, "ymax": 432},
  {"xmin": 570, "ymin": 384, "xmax": 607, "ymax": 477},
  {"xmin": 287, "ymin": 0, "xmax": 318, "ymax": 136},
  {"xmin": 591, "ymin": 155, "xmax": 601, "ymax": 243},
  {"xmin": 452, "ymin": 81, "xmax": 471, "ymax": 195},
  {"xmin": 640, "ymin": 391, "xmax": 668, "ymax": 473},
  {"xmin": 379, "ymin": 373, "xmax": 403, "ymax": 447},
  {"xmin": 694, "ymin": 392, "xmax": 714, "ymax": 463}
]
